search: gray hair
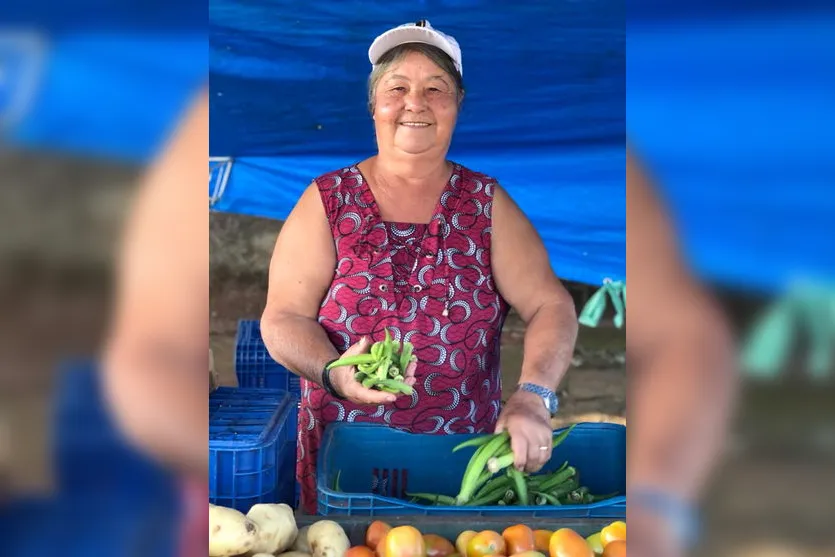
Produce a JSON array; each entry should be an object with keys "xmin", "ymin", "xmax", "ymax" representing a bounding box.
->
[{"xmin": 367, "ymin": 42, "xmax": 465, "ymax": 114}]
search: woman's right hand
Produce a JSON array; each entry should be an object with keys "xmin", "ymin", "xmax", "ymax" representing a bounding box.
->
[{"xmin": 328, "ymin": 336, "xmax": 416, "ymax": 405}]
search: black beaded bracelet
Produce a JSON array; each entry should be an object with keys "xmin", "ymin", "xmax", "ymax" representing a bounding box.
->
[{"xmin": 321, "ymin": 360, "xmax": 345, "ymax": 400}]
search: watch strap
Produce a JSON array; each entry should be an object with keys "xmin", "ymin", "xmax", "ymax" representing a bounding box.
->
[
  {"xmin": 321, "ymin": 360, "xmax": 345, "ymax": 400},
  {"xmin": 629, "ymin": 487, "xmax": 700, "ymax": 549}
]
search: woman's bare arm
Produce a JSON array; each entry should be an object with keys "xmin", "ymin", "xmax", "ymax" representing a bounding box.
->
[
  {"xmin": 491, "ymin": 185, "xmax": 578, "ymax": 393},
  {"xmin": 627, "ymin": 149, "xmax": 738, "ymax": 499},
  {"xmin": 101, "ymin": 91, "xmax": 209, "ymax": 479},
  {"xmin": 261, "ymin": 185, "xmax": 416, "ymax": 406},
  {"xmin": 259, "ymin": 183, "xmax": 342, "ymax": 383},
  {"xmin": 627, "ymin": 148, "xmax": 739, "ymax": 552}
]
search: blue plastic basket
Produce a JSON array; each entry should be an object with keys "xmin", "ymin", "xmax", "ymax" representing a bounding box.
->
[
  {"xmin": 2, "ymin": 493, "xmax": 181, "ymax": 557},
  {"xmin": 209, "ymin": 387, "xmax": 298, "ymax": 512},
  {"xmin": 235, "ymin": 319, "xmax": 301, "ymax": 395},
  {"xmin": 52, "ymin": 360, "xmax": 181, "ymax": 498},
  {"xmin": 46, "ymin": 360, "xmax": 181, "ymax": 556},
  {"xmin": 317, "ymin": 422, "xmax": 625, "ymax": 518}
]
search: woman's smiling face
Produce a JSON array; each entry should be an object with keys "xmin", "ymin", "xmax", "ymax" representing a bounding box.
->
[{"xmin": 372, "ymin": 50, "xmax": 460, "ymax": 157}]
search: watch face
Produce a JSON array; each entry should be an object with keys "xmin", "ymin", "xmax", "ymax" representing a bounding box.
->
[{"xmin": 545, "ymin": 395, "xmax": 558, "ymax": 414}]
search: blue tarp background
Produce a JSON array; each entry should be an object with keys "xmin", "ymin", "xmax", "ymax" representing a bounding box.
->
[
  {"xmin": 628, "ymin": 13, "xmax": 835, "ymax": 293},
  {"xmin": 3, "ymin": 33, "xmax": 206, "ymax": 162},
  {"xmin": 208, "ymin": 1, "xmax": 626, "ymax": 287},
  {"xmin": 1, "ymin": 1, "xmax": 835, "ymax": 550},
  {"xmin": 5, "ymin": 2, "xmax": 835, "ymax": 291}
]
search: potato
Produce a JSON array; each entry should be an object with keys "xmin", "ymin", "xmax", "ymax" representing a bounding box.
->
[
  {"xmin": 307, "ymin": 520, "xmax": 350, "ymax": 557},
  {"xmin": 279, "ymin": 552, "xmax": 313, "ymax": 557},
  {"xmin": 246, "ymin": 503, "xmax": 298, "ymax": 555},
  {"xmin": 209, "ymin": 504, "xmax": 259, "ymax": 557},
  {"xmin": 293, "ymin": 525, "xmax": 312, "ymax": 553}
]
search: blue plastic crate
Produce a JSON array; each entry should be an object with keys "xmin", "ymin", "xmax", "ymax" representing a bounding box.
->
[
  {"xmin": 317, "ymin": 422, "xmax": 625, "ymax": 518},
  {"xmin": 209, "ymin": 387, "xmax": 298, "ymax": 512},
  {"xmin": 45, "ymin": 360, "xmax": 181, "ymax": 556},
  {"xmin": 1, "ymin": 493, "xmax": 181, "ymax": 557},
  {"xmin": 235, "ymin": 319, "xmax": 301, "ymax": 395},
  {"xmin": 52, "ymin": 360, "xmax": 181, "ymax": 498}
]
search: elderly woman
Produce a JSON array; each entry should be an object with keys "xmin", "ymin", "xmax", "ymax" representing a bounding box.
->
[{"xmin": 261, "ymin": 20, "xmax": 578, "ymax": 514}]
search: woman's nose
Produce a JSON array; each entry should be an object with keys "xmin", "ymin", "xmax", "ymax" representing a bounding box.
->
[{"xmin": 404, "ymin": 90, "xmax": 428, "ymax": 111}]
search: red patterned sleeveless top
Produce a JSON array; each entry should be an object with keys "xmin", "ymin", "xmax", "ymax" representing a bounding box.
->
[{"xmin": 296, "ymin": 162, "xmax": 510, "ymax": 514}]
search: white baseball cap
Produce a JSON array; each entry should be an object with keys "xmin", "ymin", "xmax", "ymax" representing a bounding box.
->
[{"xmin": 368, "ymin": 20, "xmax": 463, "ymax": 77}]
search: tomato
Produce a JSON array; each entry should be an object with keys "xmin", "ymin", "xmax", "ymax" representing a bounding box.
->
[
  {"xmin": 367, "ymin": 520, "xmax": 393, "ymax": 550},
  {"xmin": 347, "ymin": 546, "xmax": 378, "ymax": 557},
  {"xmin": 466, "ymin": 530, "xmax": 506, "ymax": 557},
  {"xmin": 585, "ymin": 533, "xmax": 604, "ymax": 555},
  {"xmin": 502, "ymin": 525, "xmax": 535, "ymax": 555},
  {"xmin": 549, "ymin": 528, "xmax": 593, "ymax": 557},
  {"xmin": 599, "ymin": 522, "xmax": 626, "ymax": 547},
  {"xmin": 423, "ymin": 534, "xmax": 457, "ymax": 557},
  {"xmin": 533, "ymin": 530, "xmax": 552, "ymax": 553},
  {"xmin": 601, "ymin": 540, "xmax": 625, "ymax": 557},
  {"xmin": 455, "ymin": 530, "xmax": 477, "ymax": 557},
  {"xmin": 385, "ymin": 525, "xmax": 427, "ymax": 557}
]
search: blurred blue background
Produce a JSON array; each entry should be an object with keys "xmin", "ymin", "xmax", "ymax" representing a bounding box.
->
[
  {"xmin": 0, "ymin": 361, "xmax": 180, "ymax": 556},
  {"xmin": 3, "ymin": 1, "xmax": 835, "ymax": 555},
  {"xmin": 8, "ymin": 2, "xmax": 835, "ymax": 293}
]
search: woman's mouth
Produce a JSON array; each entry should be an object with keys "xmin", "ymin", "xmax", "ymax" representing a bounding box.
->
[{"xmin": 399, "ymin": 122, "xmax": 431, "ymax": 128}]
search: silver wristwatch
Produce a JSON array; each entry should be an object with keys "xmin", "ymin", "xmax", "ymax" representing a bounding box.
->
[{"xmin": 518, "ymin": 382, "xmax": 559, "ymax": 415}]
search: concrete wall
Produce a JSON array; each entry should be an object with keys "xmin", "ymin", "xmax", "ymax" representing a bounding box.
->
[
  {"xmin": 0, "ymin": 152, "xmax": 137, "ymax": 270},
  {"xmin": 0, "ymin": 151, "xmax": 284, "ymax": 491},
  {"xmin": 210, "ymin": 212, "xmax": 282, "ymax": 281},
  {"xmin": 0, "ymin": 151, "xmax": 284, "ymax": 280}
]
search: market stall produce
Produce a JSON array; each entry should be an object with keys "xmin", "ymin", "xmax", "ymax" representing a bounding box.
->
[
  {"xmin": 208, "ymin": 503, "xmax": 626, "ymax": 557},
  {"xmin": 327, "ymin": 424, "xmax": 622, "ymax": 511},
  {"xmin": 447, "ymin": 425, "xmax": 617, "ymax": 507}
]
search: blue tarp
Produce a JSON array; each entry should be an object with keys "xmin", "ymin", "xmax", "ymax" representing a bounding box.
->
[
  {"xmin": 208, "ymin": 2, "xmax": 834, "ymax": 291},
  {"xmin": 5, "ymin": 3, "xmax": 835, "ymax": 291},
  {"xmin": 3, "ymin": 32, "xmax": 205, "ymax": 162},
  {"xmin": 628, "ymin": 13, "xmax": 835, "ymax": 293},
  {"xmin": 208, "ymin": 1, "xmax": 626, "ymax": 287}
]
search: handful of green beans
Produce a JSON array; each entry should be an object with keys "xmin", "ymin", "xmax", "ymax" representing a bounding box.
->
[
  {"xmin": 405, "ymin": 424, "xmax": 619, "ymax": 507},
  {"xmin": 326, "ymin": 328, "xmax": 416, "ymax": 395}
]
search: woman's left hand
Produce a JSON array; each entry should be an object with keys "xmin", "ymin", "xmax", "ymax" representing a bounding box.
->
[{"xmin": 494, "ymin": 390, "xmax": 553, "ymax": 473}]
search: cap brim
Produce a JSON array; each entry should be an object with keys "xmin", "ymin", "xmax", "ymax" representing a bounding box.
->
[{"xmin": 368, "ymin": 26, "xmax": 460, "ymax": 74}]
